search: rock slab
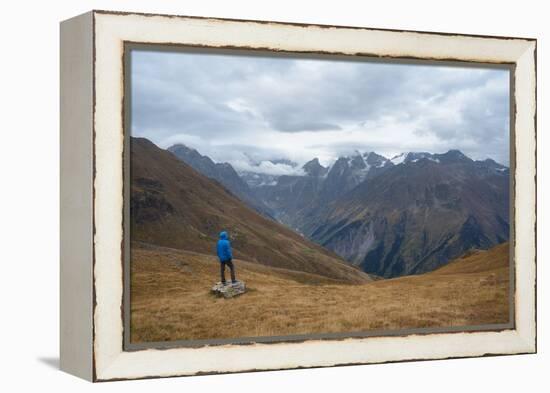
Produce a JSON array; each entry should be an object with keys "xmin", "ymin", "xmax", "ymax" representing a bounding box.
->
[{"xmin": 211, "ymin": 281, "xmax": 246, "ymax": 298}]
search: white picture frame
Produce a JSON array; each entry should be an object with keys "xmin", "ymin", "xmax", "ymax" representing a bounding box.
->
[{"xmin": 60, "ymin": 10, "xmax": 536, "ymax": 382}]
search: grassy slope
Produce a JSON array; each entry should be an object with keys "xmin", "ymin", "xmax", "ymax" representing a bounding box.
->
[
  {"xmin": 131, "ymin": 137, "xmax": 371, "ymax": 284},
  {"xmin": 130, "ymin": 241, "xmax": 510, "ymax": 343}
]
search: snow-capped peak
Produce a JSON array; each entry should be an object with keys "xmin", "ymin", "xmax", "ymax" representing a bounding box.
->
[
  {"xmin": 390, "ymin": 152, "xmax": 442, "ymax": 165},
  {"xmin": 364, "ymin": 152, "xmax": 392, "ymax": 168},
  {"xmin": 390, "ymin": 152, "xmax": 409, "ymax": 165}
]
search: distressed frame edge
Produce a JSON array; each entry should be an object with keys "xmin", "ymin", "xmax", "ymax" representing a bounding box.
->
[
  {"xmin": 512, "ymin": 40, "xmax": 537, "ymax": 354},
  {"xmin": 92, "ymin": 8, "xmax": 538, "ymax": 42},
  {"xmin": 59, "ymin": 11, "xmax": 95, "ymax": 381},
  {"xmin": 90, "ymin": 11, "xmax": 537, "ymax": 381}
]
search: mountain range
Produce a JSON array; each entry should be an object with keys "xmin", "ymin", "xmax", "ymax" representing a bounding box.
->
[
  {"xmin": 131, "ymin": 137, "xmax": 371, "ymax": 283},
  {"xmin": 308, "ymin": 151, "xmax": 509, "ymax": 277},
  {"xmin": 164, "ymin": 142, "xmax": 509, "ymax": 278}
]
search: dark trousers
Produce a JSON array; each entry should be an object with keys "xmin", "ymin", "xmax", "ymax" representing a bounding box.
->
[{"xmin": 220, "ymin": 259, "xmax": 236, "ymax": 283}]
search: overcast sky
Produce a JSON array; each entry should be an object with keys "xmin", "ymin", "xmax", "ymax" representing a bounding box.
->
[{"xmin": 131, "ymin": 49, "xmax": 510, "ymax": 175}]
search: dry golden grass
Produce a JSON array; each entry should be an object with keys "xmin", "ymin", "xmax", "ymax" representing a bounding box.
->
[{"xmin": 130, "ymin": 242, "xmax": 510, "ymax": 343}]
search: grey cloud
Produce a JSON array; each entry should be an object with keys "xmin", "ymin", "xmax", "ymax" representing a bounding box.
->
[
  {"xmin": 131, "ymin": 49, "xmax": 510, "ymax": 166},
  {"xmin": 271, "ymin": 120, "xmax": 342, "ymax": 132}
]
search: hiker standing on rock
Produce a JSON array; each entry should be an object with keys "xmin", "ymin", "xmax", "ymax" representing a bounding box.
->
[{"xmin": 217, "ymin": 231, "xmax": 237, "ymax": 285}]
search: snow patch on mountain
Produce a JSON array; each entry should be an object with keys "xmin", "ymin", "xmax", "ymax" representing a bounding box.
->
[{"xmin": 390, "ymin": 152, "xmax": 409, "ymax": 165}]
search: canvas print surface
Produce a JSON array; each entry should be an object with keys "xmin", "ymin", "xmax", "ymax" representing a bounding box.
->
[{"xmin": 127, "ymin": 47, "xmax": 512, "ymax": 346}]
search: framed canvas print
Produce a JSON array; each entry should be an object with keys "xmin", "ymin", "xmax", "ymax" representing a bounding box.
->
[{"xmin": 60, "ymin": 10, "xmax": 537, "ymax": 382}]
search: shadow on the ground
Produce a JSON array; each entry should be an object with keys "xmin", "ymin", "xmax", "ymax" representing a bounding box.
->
[{"xmin": 37, "ymin": 356, "xmax": 59, "ymax": 370}]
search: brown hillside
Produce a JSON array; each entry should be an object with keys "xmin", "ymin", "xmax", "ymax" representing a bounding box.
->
[
  {"xmin": 130, "ymin": 137, "xmax": 371, "ymax": 284},
  {"xmin": 130, "ymin": 241, "xmax": 510, "ymax": 343},
  {"xmin": 431, "ymin": 242, "xmax": 510, "ymax": 275}
]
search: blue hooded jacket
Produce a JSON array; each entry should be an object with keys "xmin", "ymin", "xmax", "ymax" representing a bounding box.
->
[{"xmin": 216, "ymin": 231, "xmax": 233, "ymax": 262}]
